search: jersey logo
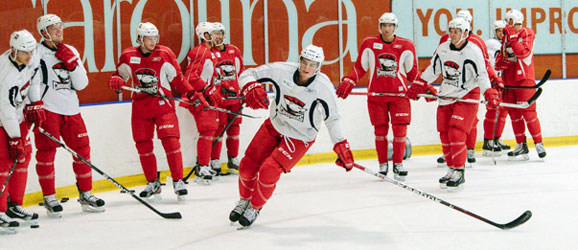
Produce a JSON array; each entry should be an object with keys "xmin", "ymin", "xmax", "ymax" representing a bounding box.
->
[
  {"xmin": 152, "ymin": 57, "xmax": 161, "ymax": 62},
  {"xmin": 443, "ymin": 61, "xmax": 461, "ymax": 87},
  {"xmin": 280, "ymin": 95, "xmax": 308, "ymax": 122},
  {"xmin": 134, "ymin": 68, "xmax": 159, "ymax": 94},
  {"xmin": 393, "ymin": 44, "xmax": 403, "ymax": 49},
  {"xmin": 215, "ymin": 60, "xmax": 237, "ymax": 81},
  {"xmin": 130, "ymin": 57, "xmax": 141, "ymax": 64},
  {"xmin": 373, "ymin": 43, "xmax": 383, "ymax": 50},
  {"xmin": 376, "ymin": 53, "xmax": 398, "ymax": 77},
  {"xmin": 52, "ymin": 63, "xmax": 72, "ymax": 90}
]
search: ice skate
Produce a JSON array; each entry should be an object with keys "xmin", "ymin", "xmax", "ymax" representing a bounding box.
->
[
  {"xmin": 378, "ymin": 162, "xmax": 388, "ymax": 176},
  {"xmin": 229, "ymin": 199, "xmax": 250, "ymax": 224},
  {"xmin": 535, "ymin": 142, "xmax": 546, "ymax": 158},
  {"xmin": 508, "ymin": 141, "xmax": 529, "ymax": 161},
  {"xmin": 139, "ymin": 178, "xmax": 162, "ymax": 201},
  {"xmin": 78, "ymin": 190, "xmax": 105, "ymax": 212},
  {"xmin": 43, "ymin": 194, "xmax": 63, "ymax": 218},
  {"xmin": 446, "ymin": 168, "xmax": 465, "ymax": 192},
  {"xmin": 238, "ymin": 205, "xmax": 261, "ymax": 229},
  {"xmin": 466, "ymin": 149, "xmax": 475, "ymax": 167},
  {"xmin": 497, "ymin": 138, "xmax": 510, "ymax": 150},
  {"xmin": 172, "ymin": 179, "xmax": 188, "ymax": 202},
  {"xmin": 6, "ymin": 202, "xmax": 39, "ymax": 222},
  {"xmin": 482, "ymin": 139, "xmax": 501, "ymax": 156},
  {"xmin": 393, "ymin": 163, "xmax": 407, "ymax": 181},
  {"xmin": 210, "ymin": 160, "xmax": 222, "ymax": 176},
  {"xmin": 0, "ymin": 212, "xmax": 18, "ymax": 234},
  {"xmin": 436, "ymin": 155, "xmax": 446, "ymax": 168},
  {"xmin": 226, "ymin": 156, "xmax": 239, "ymax": 175},
  {"xmin": 439, "ymin": 167, "xmax": 455, "ymax": 189},
  {"xmin": 194, "ymin": 165, "xmax": 213, "ymax": 185}
]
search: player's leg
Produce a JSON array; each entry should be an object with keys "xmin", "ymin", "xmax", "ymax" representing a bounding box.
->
[
  {"xmin": 390, "ymin": 98, "xmax": 411, "ymax": 180},
  {"xmin": 192, "ymin": 108, "xmax": 219, "ymax": 181},
  {"xmin": 132, "ymin": 116, "xmax": 161, "ymax": 198},
  {"xmin": 368, "ymin": 100, "xmax": 390, "ymax": 175}
]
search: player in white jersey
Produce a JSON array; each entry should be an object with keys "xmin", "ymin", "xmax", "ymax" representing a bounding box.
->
[
  {"xmin": 33, "ymin": 14, "xmax": 104, "ymax": 217},
  {"xmin": 407, "ymin": 18, "xmax": 499, "ymax": 192},
  {"xmin": 0, "ymin": 30, "xmax": 44, "ymax": 229},
  {"xmin": 229, "ymin": 45, "xmax": 355, "ymax": 228}
]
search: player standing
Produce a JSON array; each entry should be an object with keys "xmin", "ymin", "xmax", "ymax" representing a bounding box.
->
[
  {"xmin": 0, "ymin": 30, "xmax": 43, "ymax": 228},
  {"xmin": 108, "ymin": 22, "xmax": 201, "ymax": 201},
  {"xmin": 496, "ymin": 9, "xmax": 546, "ymax": 160},
  {"xmin": 34, "ymin": 14, "xmax": 104, "ymax": 217},
  {"xmin": 209, "ymin": 22, "xmax": 245, "ymax": 175},
  {"xmin": 336, "ymin": 12, "xmax": 417, "ymax": 181},
  {"xmin": 229, "ymin": 45, "xmax": 354, "ymax": 228},
  {"xmin": 407, "ymin": 18, "xmax": 499, "ymax": 192}
]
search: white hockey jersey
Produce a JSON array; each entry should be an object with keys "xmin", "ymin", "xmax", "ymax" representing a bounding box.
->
[
  {"xmin": 485, "ymin": 38, "xmax": 501, "ymax": 69},
  {"xmin": 37, "ymin": 42, "xmax": 88, "ymax": 115},
  {"xmin": 0, "ymin": 49, "xmax": 41, "ymax": 138},
  {"xmin": 239, "ymin": 62, "xmax": 346, "ymax": 144},
  {"xmin": 420, "ymin": 40, "xmax": 491, "ymax": 105}
]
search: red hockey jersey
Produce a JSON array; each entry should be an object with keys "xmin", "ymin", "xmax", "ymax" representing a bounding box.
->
[
  {"xmin": 184, "ymin": 44, "xmax": 215, "ymax": 92},
  {"xmin": 501, "ymin": 27, "xmax": 535, "ymax": 85},
  {"xmin": 211, "ymin": 44, "xmax": 245, "ymax": 106}
]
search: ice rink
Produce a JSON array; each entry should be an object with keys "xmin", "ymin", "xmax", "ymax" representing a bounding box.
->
[{"xmin": 1, "ymin": 145, "xmax": 577, "ymax": 250}]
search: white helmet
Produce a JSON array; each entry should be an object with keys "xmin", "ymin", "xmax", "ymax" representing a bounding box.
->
[
  {"xmin": 299, "ymin": 45, "xmax": 325, "ymax": 75},
  {"xmin": 10, "ymin": 30, "xmax": 37, "ymax": 52},
  {"xmin": 493, "ymin": 20, "xmax": 507, "ymax": 32},
  {"xmin": 456, "ymin": 10, "xmax": 473, "ymax": 25},
  {"xmin": 378, "ymin": 12, "xmax": 398, "ymax": 34},
  {"xmin": 448, "ymin": 18, "xmax": 470, "ymax": 45},
  {"xmin": 211, "ymin": 22, "xmax": 226, "ymax": 46},
  {"xmin": 505, "ymin": 9, "xmax": 524, "ymax": 25},
  {"xmin": 37, "ymin": 14, "xmax": 63, "ymax": 41},
  {"xmin": 135, "ymin": 22, "xmax": 159, "ymax": 47},
  {"xmin": 195, "ymin": 22, "xmax": 213, "ymax": 42}
]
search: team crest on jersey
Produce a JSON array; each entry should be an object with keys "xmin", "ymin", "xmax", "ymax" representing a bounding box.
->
[
  {"xmin": 8, "ymin": 81, "xmax": 30, "ymax": 108},
  {"xmin": 135, "ymin": 68, "xmax": 159, "ymax": 94},
  {"xmin": 216, "ymin": 60, "xmax": 236, "ymax": 81},
  {"xmin": 376, "ymin": 53, "xmax": 398, "ymax": 77},
  {"xmin": 443, "ymin": 61, "xmax": 461, "ymax": 87},
  {"xmin": 52, "ymin": 63, "xmax": 72, "ymax": 90},
  {"xmin": 280, "ymin": 95, "xmax": 308, "ymax": 122}
]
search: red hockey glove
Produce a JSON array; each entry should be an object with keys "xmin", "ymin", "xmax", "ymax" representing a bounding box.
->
[
  {"xmin": 108, "ymin": 75, "xmax": 124, "ymax": 91},
  {"xmin": 8, "ymin": 137, "xmax": 27, "ymax": 163},
  {"xmin": 186, "ymin": 91, "xmax": 210, "ymax": 112},
  {"xmin": 204, "ymin": 85, "xmax": 223, "ymax": 106},
  {"xmin": 334, "ymin": 140, "xmax": 354, "ymax": 171},
  {"xmin": 406, "ymin": 81, "xmax": 426, "ymax": 100},
  {"xmin": 424, "ymin": 84, "xmax": 438, "ymax": 102},
  {"xmin": 484, "ymin": 88, "xmax": 500, "ymax": 110},
  {"xmin": 336, "ymin": 77, "xmax": 356, "ymax": 99},
  {"xmin": 55, "ymin": 43, "xmax": 79, "ymax": 71},
  {"xmin": 493, "ymin": 75, "xmax": 505, "ymax": 90},
  {"xmin": 494, "ymin": 56, "xmax": 510, "ymax": 70},
  {"xmin": 503, "ymin": 25, "xmax": 519, "ymax": 42},
  {"xmin": 242, "ymin": 81, "xmax": 269, "ymax": 110},
  {"xmin": 24, "ymin": 101, "xmax": 45, "ymax": 126}
]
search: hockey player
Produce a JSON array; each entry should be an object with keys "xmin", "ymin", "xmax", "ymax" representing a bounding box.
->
[
  {"xmin": 34, "ymin": 14, "xmax": 104, "ymax": 217},
  {"xmin": 407, "ymin": 18, "xmax": 500, "ymax": 192},
  {"xmin": 335, "ymin": 12, "xmax": 417, "ymax": 181},
  {"xmin": 0, "ymin": 30, "xmax": 43, "ymax": 228},
  {"xmin": 496, "ymin": 9, "xmax": 546, "ymax": 160},
  {"xmin": 229, "ymin": 45, "xmax": 354, "ymax": 228},
  {"xmin": 182, "ymin": 22, "xmax": 223, "ymax": 184},
  {"xmin": 209, "ymin": 22, "xmax": 245, "ymax": 175},
  {"xmin": 108, "ymin": 22, "xmax": 201, "ymax": 201},
  {"xmin": 482, "ymin": 20, "xmax": 511, "ymax": 156},
  {"xmin": 435, "ymin": 10, "xmax": 504, "ymax": 167}
]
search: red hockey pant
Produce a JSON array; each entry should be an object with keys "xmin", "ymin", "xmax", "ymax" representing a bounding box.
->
[
  {"xmin": 367, "ymin": 99, "xmax": 410, "ymax": 164},
  {"xmin": 211, "ymin": 103, "xmax": 242, "ymax": 160},
  {"xmin": 0, "ymin": 122, "xmax": 32, "ymax": 211}
]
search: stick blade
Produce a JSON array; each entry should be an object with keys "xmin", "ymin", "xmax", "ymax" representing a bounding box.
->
[
  {"xmin": 500, "ymin": 210, "xmax": 532, "ymax": 230},
  {"xmin": 161, "ymin": 212, "xmax": 183, "ymax": 219},
  {"xmin": 526, "ymin": 88, "xmax": 543, "ymax": 106}
]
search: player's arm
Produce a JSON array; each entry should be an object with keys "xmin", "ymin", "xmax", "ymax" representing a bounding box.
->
[
  {"xmin": 108, "ymin": 52, "xmax": 131, "ymax": 91},
  {"xmin": 336, "ymin": 39, "xmax": 372, "ymax": 98},
  {"xmin": 67, "ymin": 46, "xmax": 89, "ymax": 90},
  {"xmin": 406, "ymin": 48, "xmax": 441, "ymax": 100},
  {"xmin": 402, "ymin": 42, "xmax": 419, "ymax": 83},
  {"xmin": 0, "ymin": 79, "xmax": 22, "ymax": 138},
  {"xmin": 504, "ymin": 26, "xmax": 534, "ymax": 59},
  {"xmin": 237, "ymin": 63, "xmax": 279, "ymax": 109}
]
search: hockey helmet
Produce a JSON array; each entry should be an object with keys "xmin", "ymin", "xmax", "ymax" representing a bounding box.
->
[
  {"xmin": 448, "ymin": 17, "xmax": 470, "ymax": 45},
  {"xmin": 211, "ymin": 22, "xmax": 226, "ymax": 46},
  {"xmin": 456, "ymin": 10, "xmax": 473, "ymax": 25},
  {"xmin": 378, "ymin": 12, "xmax": 398, "ymax": 34},
  {"xmin": 505, "ymin": 9, "xmax": 524, "ymax": 25},
  {"xmin": 195, "ymin": 22, "xmax": 213, "ymax": 42},
  {"xmin": 10, "ymin": 30, "xmax": 37, "ymax": 52},
  {"xmin": 37, "ymin": 14, "xmax": 63, "ymax": 41},
  {"xmin": 299, "ymin": 44, "xmax": 324, "ymax": 75}
]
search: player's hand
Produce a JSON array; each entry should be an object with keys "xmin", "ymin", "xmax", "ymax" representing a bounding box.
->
[
  {"xmin": 336, "ymin": 77, "xmax": 355, "ymax": 99},
  {"xmin": 241, "ymin": 81, "xmax": 269, "ymax": 110},
  {"xmin": 55, "ymin": 43, "xmax": 79, "ymax": 71},
  {"xmin": 484, "ymin": 88, "xmax": 500, "ymax": 110},
  {"xmin": 503, "ymin": 25, "xmax": 519, "ymax": 42},
  {"xmin": 493, "ymin": 75, "xmax": 505, "ymax": 90},
  {"xmin": 24, "ymin": 101, "xmax": 46, "ymax": 126},
  {"xmin": 494, "ymin": 56, "xmax": 510, "ymax": 70},
  {"xmin": 108, "ymin": 75, "xmax": 124, "ymax": 91},
  {"xmin": 204, "ymin": 85, "xmax": 223, "ymax": 106},
  {"xmin": 406, "ymin": 80, "xmax": 426, "ymax": 100},
  {"xmin": 424, "ymin": 84, "xmax": 438, "ymax": 102},
  {"xmin": 8, "ymin": 137, "xmax": 27, "ymax": 163},
  {"xmin": 186, "ymin": 91, "xmax": 210, "ymax": 112},
  {"xmin": 334, "ymin": 140, "xmax": 354, "ymax": 171}
]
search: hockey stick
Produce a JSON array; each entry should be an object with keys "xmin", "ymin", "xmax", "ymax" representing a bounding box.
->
[
  {"xmin": 120, "ymin": 86, "xmax": 262, "ymax": 119},
  {"xmin": 212, "ymin": 106, "xmax": 243, "ymax": 147},
  {"xmin": 349, "ymin": 92, "xmax": 406, "ymax": 97},
  {"xmin": 352, "ymin": 163, "xmax": 532, "ymax": 230},
  {"xmin": 418, "ymin": 87, "xmax": 542, "ymax": 109},
  {"xmin": 503, "ymin": 69, "xmax": 550, "ymax": 89},
  {"xmin": 38, "ymin": 127, "xmax": 182, "ymax": 219},
  {"xmin": 0, "ymin": 124, "xmax": 35, "ymax": 197}
]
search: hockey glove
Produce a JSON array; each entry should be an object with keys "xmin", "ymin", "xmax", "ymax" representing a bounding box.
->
[
  {"xmin": 186, "ymin": 91, "xmax": 210, "ymax": 112},
  {"xmin": 24, "ymin": 101, "xmax": 46, "ymax": 126},
  {"xmin": 8, "ymin": 137, "xmax": 27, "ymax": 163},
  {"xmin": 336, "ymin": 77, "xmax": 356, "ymax": 99},
  {"xmin": 494, "ymin": 56, "xmax": 510, "ymax": 70},
  {"xmin": 484, "ymin": 88, "xmax": 500, "ymax": 110},
  {"xmin": 108, "ymin": 75, "xmax": 124, "ymax": 91},
  {"xmin": 242, "ymin": 81, "xmax": 269, "ymax": 110},
  {"xmin": 493, "ymin": 75, "xmax": 505, "ymax": 90},
  {"xmin": 55, "ymin": 43, "xmax": 79, "ymax": 71},
  {"xmin": 334, "ymin": 140, "xmax": 354, "ymax": 171},
  {"xmin": 204, "ymin": 85, "xmax": 223, "ymax": 106},
  {"xmin": 406, "ymin": 80, "xmax": 427, "ymax": 100},
  {"xmin": 503, "ymin": 25, "xmax": 519, "ymax": 42},
  {"xmin": 424, "ymin": 84, "xmax": 438, "ymax": 102}
]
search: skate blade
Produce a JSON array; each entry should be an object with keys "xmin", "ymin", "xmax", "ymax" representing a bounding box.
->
[
  {"xmin": 177, "ymin": 195, "xmax": 186, "ymax": 203},
  {"xmin": 482, "ymin": 150, "xmax": 501, "ymax": 157},
  {"xmin": 237, "ymin": 225, "xmax": 252, "ymax": 230},
  {"xmin": 447, "ymin": 185, "xmax": 464, "ymax": 193},
  {"xmin": 508, "ymin": 154, "xmax": 530, "ymax": 161},
  {"xmin": 393, "ymin": 174, "xmax": 405, "ymax": 182},
  {"xmin": 465, "ymin": 162, "xmax": 473, "ymax": 168},
  {"xmin": 46, "ymin": 210, "xmax": 62, "ymax": 218},
  {"xmin": 146, "ymin": 194, "xmax": 162, "ymax": 202},
  {"xmin": 194, "ymin": 178, "xmax": 212, "ymax": 185},
  {"xmin": 436, "ymin": 163, "xmax": 446, "ymax": 168},
  {"xmin": 81, "ymin": 205, "xmax": 105, "ymax": 213},
  {"xmin": 0, "ymin": 227, "xmax": 18, "ymax": 235},
  {"xmin": 18, "ymin": 219, "xmax": 39, "ymax": 227},
  {"xmin": 439, "ymin": 183, "xmax": 448, "ymax": 189}
]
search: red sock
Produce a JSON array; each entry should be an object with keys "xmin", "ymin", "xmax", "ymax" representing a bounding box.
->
[
  {"xmin": 392, "ymin": 124, "xmax": 407, "ymax": 164},
  {"xmin": 197, "ymin": 130, "xmax": 215, "ymax": 166},
  {"xmin": 238, "ymin": 156, "xmax": 261, "ymax": 200},
  {"xmin": 72, "ymin": 145, "xmax": 92, "ymax": 192},
  {"xmin": 249, "ymin": 158, "xmax": 283, "ymax": 209},
  {"xmin": 226, "ymin": 125, "xmax": 240, "ymax": 157},
  {"xmin": 35, "ymin": 148, "xmax": 57, "ymax": 195},
  {"xmin": 136, "ymin": 140, "xmax": 158, "ymax": 182},
  {"xmin": 161, "ymin": 137, "xmax": 183, "ymax": 180},
  {"xmin": 448, "ymin": 127, "xmax": 467, "ymax": 168},
  {"xmin": 374, "ymin": 125, "xmax": 389, "ymax": 164}
]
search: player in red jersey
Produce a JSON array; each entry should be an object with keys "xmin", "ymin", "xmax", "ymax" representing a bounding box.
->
[
  {"xmin": 209, "ymin": 22, "xmax": 245, "ymax": 175},
  {"xmin": 496, "ymin": 9, "xmax": 545, "ymax": 160},
  {"xmin": 336, "ymin": 12, "xmax": 418, "ymax": 181},
  {"xmin": 108, "ymin": 22, "xmax": 203, "ymax": 201}
]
